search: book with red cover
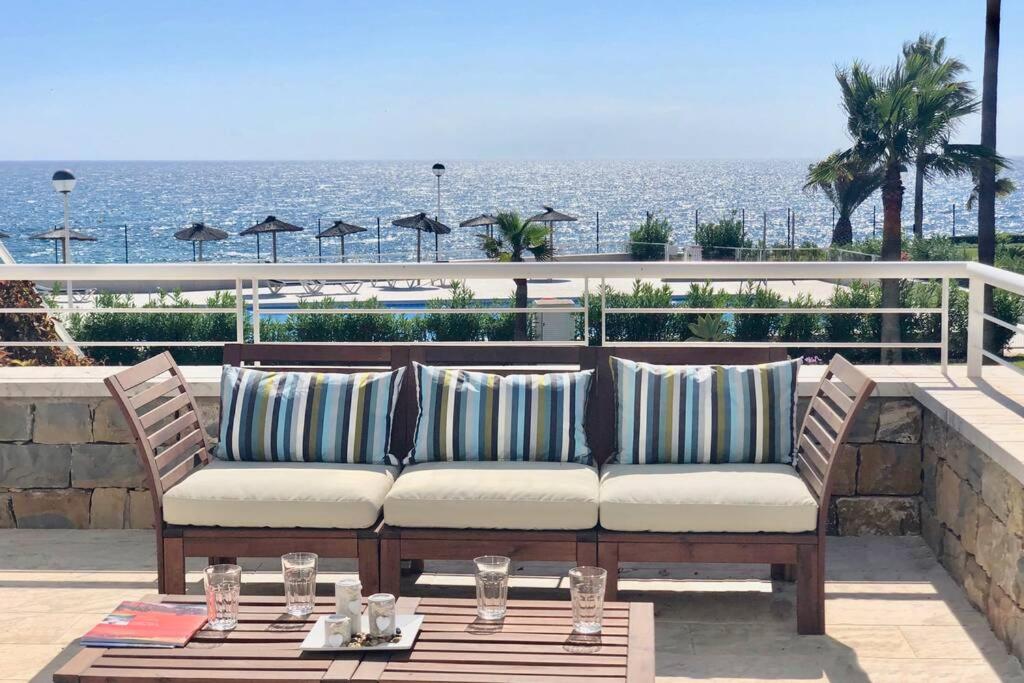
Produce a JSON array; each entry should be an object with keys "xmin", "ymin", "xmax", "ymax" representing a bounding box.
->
[{"xmin": 81, "ymin": 601, "xmax": 208, "ymax": 648}]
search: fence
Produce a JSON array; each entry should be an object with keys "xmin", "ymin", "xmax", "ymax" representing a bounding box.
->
[{"xmin": 1, "ymin": 260, "xmax": 1022, "ymax": 380}]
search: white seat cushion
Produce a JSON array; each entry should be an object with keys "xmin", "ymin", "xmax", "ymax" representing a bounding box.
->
[
  {"xmin": 384, "ymin": 461, "xmax": 599, "ymax": 530},
  {"xmin": 163, "ymin": 460, "xmax": 397, "ymax": 529},
  {"xmin": 599, "ymin": 464, "xmax": 818, "ymax": 533}
]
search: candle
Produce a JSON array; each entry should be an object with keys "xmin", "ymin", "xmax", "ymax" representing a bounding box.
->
[
  {"xmin": 334, "ymin": 578, "xmax": 362, "ymax": 625},
  {"xmin": 367, "ymin": 593, "xmax": 396, "ymax": 639},
  {"xmin": 325, "ymin": 614, "xmax": 352, "ymax": 647}
]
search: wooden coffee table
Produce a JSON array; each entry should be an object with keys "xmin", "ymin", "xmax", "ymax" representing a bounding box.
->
[{"xmin": 54, "ymin": 594, "xmax": 654, "ymax": 682}]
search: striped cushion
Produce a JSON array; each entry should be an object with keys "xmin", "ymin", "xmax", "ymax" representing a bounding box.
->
[
  {"xmin": 215, "ymin": 365, "xmax": 405, "ymax": 464},
  {"xmin": 610, "ymin": 356, "xmax": 801, "ymax": 465},
  {"xmin": 408, "ymin": 363, "xmax": 594, "ymax": 464}
]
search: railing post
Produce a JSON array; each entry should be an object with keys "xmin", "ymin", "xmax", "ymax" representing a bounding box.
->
[
  {"xmin": 940, "ymin": 277, "xmax": 949, "ymax": 375},
  {"xmin": 967, "ymin": 276, "xmax": 984, "ymax": 378},
  {"xmin": 583, "ymin": 278, "xmax": 590, "ymax": 346},
  {"xmin": 251, "ymin": 278, "xmax": 261, "ymax": 344},
  {"xmin": 235, "ymin": 279, "xmax": 244, "ymax": 343},
  {"xmin": 600, "ymin": 278, "xmax": 606, "ymax": 345}
]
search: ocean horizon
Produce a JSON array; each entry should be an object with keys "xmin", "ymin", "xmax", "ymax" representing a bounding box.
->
[{"xmin": 2, "ymin": 159, "xmax": 1022, "ymax": 265}]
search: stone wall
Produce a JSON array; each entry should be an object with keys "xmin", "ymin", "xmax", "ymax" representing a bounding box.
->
[
  {"xmin": 921, "ymin": 409, "xmax": 1024, "ymax": 660},
  {"xmin": 1, "ymin": 393, "xmax": 924, "ymax": 534},
  {"xmin": 0, "ymin": 397, "xmax": 217, "ymax": 530}
]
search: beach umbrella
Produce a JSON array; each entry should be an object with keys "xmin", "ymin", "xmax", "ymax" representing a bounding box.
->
[
  {"xmin": 240, "ymin": 215, "xmax": 303, "ymax": 263},
  {"xmin": 528, "ymin": 206, "xmax": 577, "ymax": 252},
  {"xmin": 316, "ymin": 220, "xmax": 366, "ymax": 262},
  {"xmin": 460, "ymin": 213, "xmax": 500, "ymax": 239},
  {"xmin": 29, "ymin": 226, "xmax": 97, "ymax": 264},
  {"xmin": 392, "ymin": 212, "xmax": 451, "ymax": 262},
  {"xmin": 174, "ymin": 222, "xmax": 229, "ymax": 262}
]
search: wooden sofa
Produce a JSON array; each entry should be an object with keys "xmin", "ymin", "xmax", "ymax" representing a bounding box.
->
[{"xmin": 108, "ymin": 343, "xmax": 873, "ymax": 635}]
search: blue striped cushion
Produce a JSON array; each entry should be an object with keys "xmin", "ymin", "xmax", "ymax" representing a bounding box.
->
[
  {"xmin": 408, "ymin": 363, "xmax": 594, "ymax": 464},
  {"xmin": 610, "ymin": 357, "xmax": 801, "ymax": 465},
  {"xmin": 215, "ymin": 365, "xmax": 405, "ymax": 464}
]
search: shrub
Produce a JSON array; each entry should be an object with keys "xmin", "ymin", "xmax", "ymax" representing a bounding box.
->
[
  {"xmin": 694, "ymin": 213, "xmax": 751, "ymax": 259},
  {"xmin": 629, "ymin": 213, "xmax": 672, "ymax": 261},
  {"xmin": 732, "ymin": 282, "xmax": 782, "ymax": 342}
]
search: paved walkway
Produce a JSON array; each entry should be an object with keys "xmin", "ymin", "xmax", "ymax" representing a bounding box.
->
[{"xmin": 0, "ymin": 531, "xmax": 1019, "ymax": 682}]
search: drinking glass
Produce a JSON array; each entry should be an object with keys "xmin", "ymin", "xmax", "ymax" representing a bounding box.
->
[
  {"xmin": 204, "ymin": 564, "xmax": 241, "ymax": 631},
  {"xmin": 281, "ymin": 552, "xmax": 318, "ymax": 616},
  {"xmin": 474, "ymin": 555, "xmax": 510, "ymax": 620},
  {"xmin": 569, "ymin": 566, "xmax": 607, "ymax": 634}
]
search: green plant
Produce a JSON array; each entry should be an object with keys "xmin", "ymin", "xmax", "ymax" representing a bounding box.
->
[
  {"xmin": 629, "ymin": 213, "xmax": 672, "ymax": 261},
  {"xmin": 732, "ymin": 282, "xmax": 782, "ymax": 342},
  {"xmin": 804, "ymin": 152, "xmax": 884, "ymax": 245},
  {"xmin": 687, "ymin": 314, "xmax": 730, "ymax": 342},
  {"xmin": 478, "ymin": 211, "xmax": 553, "ymax": 341},
  {"xmin": 423, "ymin": 281, "xmax": 482, "ymax": 342},
  {"xmin": 0, "ymin": 281, "xmax": 90, "ymax": 366},
  {"xmin": 693, "ymin": 213, "xmax": 750, "ymax": 258}
]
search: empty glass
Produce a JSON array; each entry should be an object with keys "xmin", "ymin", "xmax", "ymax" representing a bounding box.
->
[
  {"xmin": 474, "ymin": 555, "xmax": 510, "ymax": 620},
  {"xmin": 569, "ymin": 566, "xmax": 607, "ymax": 634},
  {"xmin": 204, "ymin": 564, "xmax": 241, "ymax": 631},
  {"xmin": 281, "ymin": 552, "xmax": 318, "ymax": 616}
]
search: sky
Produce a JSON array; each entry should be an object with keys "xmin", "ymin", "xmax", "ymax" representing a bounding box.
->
[{"xmin": 1, "ymin": 0, "xmax": 1021, "ymax": 161}]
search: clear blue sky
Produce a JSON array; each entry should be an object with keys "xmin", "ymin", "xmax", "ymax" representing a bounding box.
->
[{"xmin": 2, "ymin": 0, "xmax": 1021, "ymax": 160}]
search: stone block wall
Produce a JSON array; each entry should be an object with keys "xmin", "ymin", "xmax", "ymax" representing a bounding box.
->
[
  {"xmin": 920, "ymin": 410, "xmax": 1024, "ymax": 660},
  {"xmin": 0, "ymin": 397, "xmax": 218, "ymax": 530}
]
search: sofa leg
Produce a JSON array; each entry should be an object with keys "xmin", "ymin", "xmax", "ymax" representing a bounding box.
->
[
  {"xmin": 162, "ymin": 536, "xmax": 186, "ymax": 595},
  {"xmin": 380, "ymin": 537, "xmax": 402, "ymax": 597},
  {"xmin": 796, "ymin": 545, "xmax": 824, "ymax": 635},
  {"xmin": 771, "ymin": 563, "xmax": 796, "ymax": 582},
  {"xmin": 402, "ymin": 559, "xmax": 425, "ymax": 576},
  {"xmin": 357, "ymin": 537, "xmax": 380, "ymax": 595},
  {"xmin": 597, "ymin": 542, "xmax": 619, "ymax": 602}
]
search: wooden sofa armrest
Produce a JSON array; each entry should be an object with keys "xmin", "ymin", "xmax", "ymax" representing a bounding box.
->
[
  {"xmin": 104, "ymin": 352, "xmax": 213, "ymax": 521},
  {"xmin": 795, "ymin": 355, "xmax": 876, "ymax": 530}
]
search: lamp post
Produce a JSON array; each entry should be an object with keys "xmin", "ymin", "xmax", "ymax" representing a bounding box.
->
[
  {"xmin": 432, "ymin": 163, "xmax": 445, "ymax": 261},
  {"xmin": 51, "ymin": 169, "xmax": 76, "ymax": 305}
]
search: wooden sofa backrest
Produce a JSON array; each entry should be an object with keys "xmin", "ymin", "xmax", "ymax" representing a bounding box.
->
[
  {"xmin": 104, "ymin": 352, "xmax": 211, "ymax": 522},
  {"xmin": 796, "ymin": 355, "xmax": 876, "ymax": 530}
]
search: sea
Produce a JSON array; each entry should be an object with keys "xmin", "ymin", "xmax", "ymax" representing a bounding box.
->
[{"xmin": 1, "ymin": 159, "xmax": 1022, "ymax": 265}]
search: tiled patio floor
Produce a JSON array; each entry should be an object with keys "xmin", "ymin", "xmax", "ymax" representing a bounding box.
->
[{"xmin": 0, "ymin": 531, "xmax": 1020, "ymax": 682}]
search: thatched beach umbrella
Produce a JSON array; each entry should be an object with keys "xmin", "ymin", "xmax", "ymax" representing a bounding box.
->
[
  {"xmin": 392, "ymin": 212, "xmax": 451, "ymax": 262},
  {"xmin": 316, "ymin": 220, "xmax": 366, "ymax": 261},
  {"xmin": 240, "ymin": 215, "xmax": 303, "ymax": 263},
  {"xmin": 460, "ymin": 213, "xmax": 500, "ymax": 239},
  {"xmin": 29, "ymin": 226, "xmax": 97, "ymax": 264},
  {"xmin": 528, "ymin": 206, "xmax": 577, "ymax": 251},
  {"xmin": 174, "ymin": 222, "xmax": 228, "ymax": 262}
]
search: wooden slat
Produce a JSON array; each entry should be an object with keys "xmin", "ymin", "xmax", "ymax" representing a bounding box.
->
[
  {"xmin": 139, "ymin": 392, "xmax": 193, "ymax": 429},
  {"xmin": 129, "ymin": 375, "xmax": 183, "ymax": 409},
  {"xmin": 798, "ymin": 434, "xmax": 830, "ymax": 478},
  {"xmin": 384, "ymin": 662, "xmax": 626, "ymax": 676},
  {"xmin": 796, "ymin": 455, "xmax": 825, "ymax": 499},
  {"xmin": 148, "ymin": 411, "xmax": 201, "ymax": 449},
  {"xmin": 154, "ymin": 429, "xmax": 206, "ymax": 470},
  {"xmin": 113, "ymin": 352, "xmax": 175, "ymax": 390},
  {"xmin": 809, "ymin": 396, "xmax": 843, "ymax": 434},
  {"xmin": 82, "ymin": 668, "xmax": 318, "ymax": 681},
  {"xmin": 820, "ymin": 379, "xmax": 854, "ymax": 415},
  {"xmin": 377, "ymin": 673, "xmax": 621, "ymax": 683},
  {"xmin": 94, "ymin": 657, "xmax": 331, "ymax": 671},
  {"xmin": 405, "ymin": 651, "xmax": 627, "ymax": 666},
  {"xmin": 160, "ymin": 449, "xmax": 203, "ymax": 490},
  {"xmin": 626, "ymin": 602, "xmax": 655, "ymax": 683},
  {"xmin": 828, "ymin": 354, "xmax": 872, "ymax": 394},
  {"xmin": 804, "ymin": 412, "xmax": 837, "ymax": 455}
]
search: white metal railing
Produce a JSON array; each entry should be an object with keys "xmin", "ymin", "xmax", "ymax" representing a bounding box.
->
[{"xmin": 1, "ymin": 260, "xmax": 1022, "ymax": 378}]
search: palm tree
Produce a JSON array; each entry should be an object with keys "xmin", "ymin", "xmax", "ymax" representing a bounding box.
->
[
  {"xmin": 828, "ymin": 59, "xmax": 920, "ymax": 361},
  {"xmin": 901, "ymin": 34, "xmax": 980, "ymax": 238},
  {"xmin": 979, "ymin": 0, "xmax": 1001, "ymax": 352},
  {"xmin": 966, "ymin": 171, "xmax": 1015, "ymax": 211},
  {"xmin": 477, "ymin": 211, "xmax": 553, "ymax": 341},
  {"xmin": 804, "ymin": 152, "xmax": 884, "ymax": 245}
]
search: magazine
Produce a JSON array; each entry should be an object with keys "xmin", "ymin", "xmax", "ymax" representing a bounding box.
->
[{"xmin": 81, "ymin": 601, "xmax": 208, "ymax": 648}]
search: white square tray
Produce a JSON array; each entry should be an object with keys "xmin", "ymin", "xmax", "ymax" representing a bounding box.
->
[{"xmin": 300, "ymin": 614, "xmax": 424, "ymax": 652}]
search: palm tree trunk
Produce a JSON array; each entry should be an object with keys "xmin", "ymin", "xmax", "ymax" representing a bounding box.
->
[
  {"xmin": 912, "ymin": 152, "xmax": 926, "ymax": 239},
  {"xmin": 513, "ymin": 278, "xmax": 528, "ymax": 341},
  {"xmin": 880, "ymin": 164, "xmax": 904, "ymax": 364},
  {"xmin": 979, "ymin": 0, "xmax": 1000, "ymax": 353},
  {"xmin": 832, "ymin": 215, "xmax": 853, "ymax": 246}
]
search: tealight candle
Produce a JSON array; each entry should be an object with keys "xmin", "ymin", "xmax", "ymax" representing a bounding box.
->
[
  {"xmin": 325, "ymin": 614, "xmax": 352, "ymax": 647},
  {"xmin": 334, "ymin": 578, "xmax": 363, "ymax": 625},
  {"xmin": 367, "ymin": 593, "xmax": 396, "ymax": 639}
]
